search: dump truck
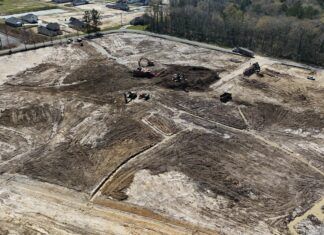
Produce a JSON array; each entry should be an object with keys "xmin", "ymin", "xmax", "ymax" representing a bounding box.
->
[
  {"xmin": 233, "ymin": 47, "xmax": 255, "ymax": 58},
  {"xmin": 220, "ymin": 92, "xmax": 232, "ymax": 103},
  {"xmin": 244, "ymin": 63, "xmax": 261, "ymax": 76}
]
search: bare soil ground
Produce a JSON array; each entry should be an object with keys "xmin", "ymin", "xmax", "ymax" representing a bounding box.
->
[{"xmin": 0, "ymin": 33, "xmax": 323, "ymax": 234}]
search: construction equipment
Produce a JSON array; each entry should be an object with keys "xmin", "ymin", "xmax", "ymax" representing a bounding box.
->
[
  {"xmin": 138, "ymin": 57, "xmax": 155, "ymax": 67},
  {"xmin": 139, "ymin": 93, "xmax": 150, "ymax": 101},
  {"xmin": 233, "ymin": 47, "xmax": 255, "ymax": 58},
  {"xmin": 172, "ymin": 73, "xmax": 186, "ymax": 83},
  {"xmin": 171, "ymin": 73, "xmax": 189, "ymax": 91},
  {"xmin": 133, "ymin": 67, "xmax": 156, "ymax": 78},
  {"xmin": 124, "ymin": 91, "xmax": 137, "ymax": 104},
  {"xmin": 244, "ymin": 62, "xmax": 261, "ymax": 76},
  {"xmin": 307, "ymin": 76, "xmax": 316, "ymax": 81},
  {"xmin": 132, "ymin": 58, "xmax": 158, "ymax": 78},
  {"xmin": 220, "ymin": 92, "xmax": 232, "ymax": 103}
]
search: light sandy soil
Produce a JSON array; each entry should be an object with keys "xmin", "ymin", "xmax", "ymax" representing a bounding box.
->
[
  {"xmin": 0, "ymin": 173, "xmax": 210, "ymax": 235},
  {"xmin": 0, "ymin": 33, "xmax": 323, "ymax": 235}
]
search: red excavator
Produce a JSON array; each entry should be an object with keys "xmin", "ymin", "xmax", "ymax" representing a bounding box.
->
[{"xmin": 133, "ymin": 58, "xmax": 156, "ymax": 78}]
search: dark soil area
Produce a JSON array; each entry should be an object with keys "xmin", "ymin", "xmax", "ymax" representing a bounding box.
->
[
  {"xmin": 0, "ymin": 103, "xmax": 62, "ymax": 128},
  {"xmin": 241, "ymin": 102, "xmax": 324, "ymax": 131},
  {"xmin": 7, "ymin": 117, "xmax": 162, "ymax": 192},
  {"xmin": 157, "ymin": 91, "xmax": 247, "ymax": 130},
  {"xmin": 157, "ymin": 65, "xmax": 220, "ymax": 91}
]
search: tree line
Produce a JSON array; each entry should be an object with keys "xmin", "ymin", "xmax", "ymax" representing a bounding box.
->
[{"xmin": 147, "ymin": 0, "xmax": 324, "ymax": 66}]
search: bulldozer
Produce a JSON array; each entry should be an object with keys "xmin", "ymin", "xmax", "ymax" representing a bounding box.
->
[{"xmin": 243, "ymin": 62, "xmax": 261, "ymax": 76}]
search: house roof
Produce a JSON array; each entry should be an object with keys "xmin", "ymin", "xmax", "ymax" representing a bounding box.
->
[
  {"xmin": 21, "ymin": 14, "xmax": 38, "ymax": 23},
  {"xmin": 69, "ymin": 17, "xmax": 86, "ymax": 27},
  {"xmin": 47, "ymin": 23, "xmax": 60, "ymax": 31},
  {"xmin": 5, "ymin": 17, "xmax": 23, "ymax": 25}
]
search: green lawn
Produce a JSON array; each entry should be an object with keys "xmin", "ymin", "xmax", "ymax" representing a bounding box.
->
[
  {"xmin": 101, "ymin": 25, "xmax": 122, "ymax": 31},
  {"xmin": 0, "ymin": 0, "xmax": 57, "ymax": 15},
  {"xmin": 127, "ymin": 25, "xmax": 148, "ymax": 31}
]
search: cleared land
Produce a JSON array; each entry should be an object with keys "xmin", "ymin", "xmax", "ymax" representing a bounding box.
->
[{"xmin": 0, "ymin": 33, "xmax": 323, "ymax": 235}]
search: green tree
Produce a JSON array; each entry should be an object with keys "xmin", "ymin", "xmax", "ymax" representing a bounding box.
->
[
  {"xmin": 83, "ymin": 10, "xmax": 92, "ymax": 32},
  {"xmin": 90, "ymin": 9, "xmax": 101, "ymax": 31}
]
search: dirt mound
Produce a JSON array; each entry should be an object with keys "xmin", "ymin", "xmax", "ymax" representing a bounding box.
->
[
  {"xmin": 6, "ymin": 63, "xmax": 63, "ymax": 86},
  {"xmin": 242, "ymin": 102, "xmax": 324, "ymax": 131},
  {"xmin": 61, "ymin": 59, "xmax": 146, "ymax": 96},
  {"xmin": 158, "ymin": 65, "xmax": 220, "ymax": 91},
  {"xmin": 13, "ymin": 117, "xmax": 162, "ymax": 192},
  {"xmin": 0, "ymin": 104, "xmax": 62, "ymax": 128},
  {"xmin": 147, "ymin": 114, "xmax": 179, "ymax": 136},
  {"xmin": 241, "ymin": 79, "xmax": 270, "ymax": 90}
]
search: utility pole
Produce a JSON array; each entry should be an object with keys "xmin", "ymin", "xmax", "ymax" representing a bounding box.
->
[
  {"xmin": 4, "ymin": 25, "xmax": 9, "ymax": 47},
  {"xmin": 120, "ymin": 12, "xmax": 123, "ymax": 27}
]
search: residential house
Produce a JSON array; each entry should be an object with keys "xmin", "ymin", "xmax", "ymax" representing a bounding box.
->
[
  {"xmin": 21, "ymin": 14, "xmax": 38, "ymax": 24},
  {"xmin": 72, "ymin": 0, "xmax": 89, "ymax": 6},
  {"xmin": 52, "ymin": 0, "xmax": 71, "ymax": 3},
  {"xmin": 38, "ymin": 23, "xmax": 62, "ymax": 37},
  {"xmin": 5, "ymin": 17, "xmax": 23, "ymax": 27},
  {"xmin": 69, "ymin": 17, "xmax": 86, "ymax": 30}
]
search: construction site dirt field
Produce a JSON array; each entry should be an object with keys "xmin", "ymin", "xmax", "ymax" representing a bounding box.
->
[{"xmin": 0, "ymin": 33, "xmax": 323, "ymax": 235}]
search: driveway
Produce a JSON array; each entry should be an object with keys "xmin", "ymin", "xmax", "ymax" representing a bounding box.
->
[{"xmin": 0, "ymin": 32, "xmax": 20, "ymax": 48}]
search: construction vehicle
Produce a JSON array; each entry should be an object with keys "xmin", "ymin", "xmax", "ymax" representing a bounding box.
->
[
  {"xmin": 132, "ymin": 58, "xmax": 157, "ymax": 78},
  {"xmin": 307, "ymin": 76, "xmax": 316, "ymax": 81},
  {"xmin": 233, "ymin": 47, "xmax": 255, "ymax": 58},
  {"xmin": 124, "ymin": 91, "xmax": 137, "ymax": 104},
  {"xmin": 244, "ymin": 63, "xmax": 261, "ymax": 76},
  {"xmin": 170, "ymin": 73, "xmax": 189, "ymax": 91},
  {"xmin": 139, "ymin": 93, "xmax": 150, "ymax": 101},
  {"xmin": 220, "ymin": 92, "xmax": 232, "ymax": 103},
  {"xmin": 133, "ymin": 67, "xmax": 156, "ymax": 78},
  {"xmin": 172, "ymin": 73, "xmax": 186, "ymax": 83},
  {"xmin": 138, "ymin": 57, "xmax": 155, "ymax": 67}
]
